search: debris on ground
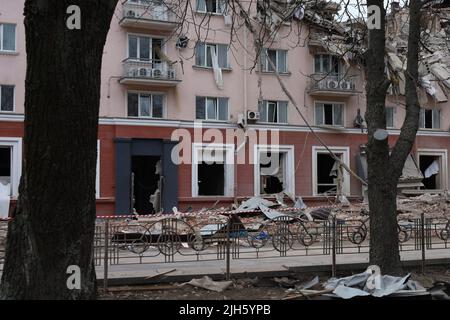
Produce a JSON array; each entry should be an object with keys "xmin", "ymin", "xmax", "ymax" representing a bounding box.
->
[{"xmin": 179, "ymin": 276, "xmax": 233, "ymax": 293}]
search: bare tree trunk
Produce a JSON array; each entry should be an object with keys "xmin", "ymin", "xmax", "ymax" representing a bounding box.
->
[
  {"xmin": 365, "ymin": 0, "xmax": 422, "ymax": 274},
  {"xmin": 0, "ymin": 0, "xmax": 117, "ymax": 299}
]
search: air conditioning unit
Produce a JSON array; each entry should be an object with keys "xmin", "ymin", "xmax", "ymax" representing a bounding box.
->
[
  {"xmin": 152, "ymin": 68, "xmax": 163, "ymax": 78},
  {"xmin": 327, "ymin": 80, "xmax": 339, "ymax": 89},
  {"xmin": 128, "ymin": 68, "xmax": 139, "ymax": 77},
  {"xmin": 139, "ymin": 68, "xmax": 148, "ymax": 77},
  {"xmin": 340, "ymin": 81, "xmax": 352, "ymax": 90},
  {"xmin": 126, "ymin": 10, "xmax": 137, "ymax": 18},
  {"xmin": 247, "ymin": 110, "xmax": 260, "ymax": 121}
]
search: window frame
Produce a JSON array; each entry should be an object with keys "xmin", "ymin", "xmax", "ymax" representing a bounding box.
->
[
  {"xmin": 0, "ymin": 137, "xmax": 22, "ymax": 198},
  {"xmin": 314, "ymin": 101, "xmax": 344, "ymax": 127},
  {"xmin": 196, "ymin": 0, "xmax": 227, "ymax": 14},
  {"xmin": 196, "ymin": 96, "xmax": 229, "ymax": 121},
  {"xmin": 386, "ymin": 106, "xmax": 395, "ymax": 128},
  {"xmin": 0, "ymin": 85, "xmax": 15, "ymax": 112},
  {"xmin": 260, "ymin": 48, "xmax": 288, "ymax": 73},
  {"xmin": 258, "ymin": 100, "xmax": 288, "ymax": 124},
  {"xmin": 314, "ymin": 53, "xmax": 341, "ymax": 75},
  {"xmin": 195, "ymin": 42, "xmax": 229, "ymax": 69},
  {"xmin": 253, "ymin": 144, "xmax": 295, "ymax": 196},
  {"xmin": 127, "ymin": 33, "xmax": 165, "ymax": 61},
  {"xmin": 419, "ymin": 108, "xmax": 440, "ymax": 130},
  {"xmin": 0, "ymin": 23, "xmax": 16, "ymax": 52},
  {"xmin": 127, "ymin": 91, "xmax": 165, "ymax": 119},
  {"xmin": 417, "ymin": 149, "xmax": 448, "ymax": 190},
  {"xmin": 312, "ymin": 146, "xmax": 350, "ymax": 196},
  {"xmin": 191, "ymin": 143, "xmax": 234, "ymax": 197}
]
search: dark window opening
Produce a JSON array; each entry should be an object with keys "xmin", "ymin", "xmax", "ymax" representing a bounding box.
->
[
  {"xmin": 317, "ymin": 153, "xmax": 340, "ymax": 194},
  {"xmin": 424, "ymin": 110, "xmax": 433, "ymax": 129},
  {"xmin": 419, "ymin": 155, "xmax": 440, "ymax": 190},
  {"xmin": 324, "ymin": 104, "xmax": 333, "ymax": 125},
  {"xmin": 131, "ymin": 156, "xmax": 161, "ymax": 215},
  {"xmin": 0, "ymin": 147, "xmax": 11, "ymax": 180},
  {"xmin": 260, "ymin": 152, "xmax": 284, "ymax": 194},
  {"xmin": 198, "ymin": 162, "xmax": 225, "ymax": 196}
]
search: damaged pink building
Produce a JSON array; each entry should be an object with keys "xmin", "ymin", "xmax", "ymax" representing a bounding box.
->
[{"xmin": 1, "ymin": 0, "xmax": 450, "ymax": 216}]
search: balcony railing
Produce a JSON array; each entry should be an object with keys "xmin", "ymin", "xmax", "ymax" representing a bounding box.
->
[
  {"xmin": 120, "ymin": 1, "xmax": 179, "ymax": 30},
  {"xmin": 308, "ymin": 74, "xmax": 358, "ymax": 96},
  {"xmin": 119, "ymin": 59, "xmax": 180, "ymax": 86}
]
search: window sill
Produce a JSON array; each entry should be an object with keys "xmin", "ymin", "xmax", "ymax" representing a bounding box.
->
[
  {"xmin": 419, "ymin": 128, "xmax": 441, "ymax": 131},
  {"xmin": 0, "ymin": 51, "xmax": 18, "ymax": 56},
  {"xmin": 256, "ymin": 121, "xmax": 289, "ymax": 125},
  {"xmin": 127, "ymin": 116, "xmax": 164, "ymax": 120},
  {"xmin": 195, "ymin": 11, "xmax": 225, "ymax": 16},
  {"xmin": 0, "ymin": 110, "xmax": 16, "ymax": 113},
  {"xmin": 193, "ymin": 65, "xmax": 232, "ymax": 72},
  {"xmin": 256, "ymin": 71, "xmax": 291, "ymax": 76}
]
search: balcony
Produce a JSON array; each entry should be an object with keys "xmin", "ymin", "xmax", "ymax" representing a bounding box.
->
[
  {"xmin": 308, "ymin": 74, "xmax": 359, "ymax": 97},
  {"xmin": 119, "ymin": 1, "xmax": 179, "ymax": 31},
  {"xmin": 119, "ymin": 59, "xmax": 181, "ymax": 87}
]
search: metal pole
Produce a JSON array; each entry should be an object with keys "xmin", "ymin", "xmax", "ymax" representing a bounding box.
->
[
  {"xmin": 103, "ymin": 219, "xmax": 109, "ymax": 292},
  {"xmin": 421, "ymin": 212, "xmax": 426, "ymax": 274},
  {"xmin": 332, "ymin": 216, "xmax": 337, "ymax": 278},
  {"xmin": 226, "ymin": 217, "xmax": 231, "ymax": 280}
]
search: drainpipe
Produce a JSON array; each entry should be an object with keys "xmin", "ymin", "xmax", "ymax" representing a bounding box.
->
[{"xmin": 234, "ymin": 26, "xmax": 249, "ymax": 205}]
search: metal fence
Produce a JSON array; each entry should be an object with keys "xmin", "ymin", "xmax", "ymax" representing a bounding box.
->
[{"xmin": 93, "ymin": 211, "xmax": 450, "ymax": 285}]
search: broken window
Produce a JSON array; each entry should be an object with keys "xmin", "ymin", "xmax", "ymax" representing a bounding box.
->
[
  {"xmin": 259, "ymin": 100, "xmax": 288, "ymax": 123},
  {"xmin": 195, "ymin": 147, "xmax": 228, "ymax": 196},
  {"xmin": 314, "ymin": 54, "xmax": 340, "ymax": 75},
  {"xmin": 197, "ymin": 0, "xmax": 227, "ymax": 14},
  {"xmin": 419, "ymin": 155, "xmax": 442, "ymax": 190},
  {"xmin": 127, "ymin": 92, "xmax": 164, "ymax": 118},
  {"xmin": 195, "ymin": 42, "xmax": 229, "ymax": 68},
  {"xmin": 386, "ymin": 106, "xmax": 395, "ymax": 128},
  {"xmin": 0, "ymin": 147, "xmax": 11, "ymax": 196},
  {"xmin": 260, "ymin": 48, "xmax": 288, "ymax": 73},
  {"xmin": 316, "ymin": 153, "xmax": 343, "ymax": 195},
  {"xmin": 196, "ymin": 96, "xmax": 228, "ymax": 120},
  {"xmin": 419, "ymin": 108, "xmax": 440, "ymax": 129},
  {"xmin": 0, "ymin": 85, "xmax": 14, "ymax": 111},
  {"xmin": 131, "ymin": 156, "xmax": 161, "ymax": 214},
  {"xmin": 315, "ymin": 103, "xmax": 343, "ymax": 126},
  {"xmin": 259, "ymin": 152, "xmax": 285, "ymax": 194}
]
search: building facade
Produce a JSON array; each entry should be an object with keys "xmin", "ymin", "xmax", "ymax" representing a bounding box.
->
[{"xmin": 1, "ymin": 0, "xmax": 450, "ymax": 216}]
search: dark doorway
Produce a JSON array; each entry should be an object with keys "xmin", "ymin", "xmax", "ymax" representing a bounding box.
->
[
  {"xmin": 131, "ymin": 156, "xmax": 161, "ymax": 214},
  {"xmin": 419, "ymin": 155, "xmax": 439, "ymax": 190},
  {"xmin": 198, "ymin": 162, "xmax": 225, "ymax": 196},
  {"xmin": 0, "ymin": 147, "xmax": 11, "ymax": 186},
  {"xmin": 317, "ymin": 153, "xmax": 339, "ymax": 194}
]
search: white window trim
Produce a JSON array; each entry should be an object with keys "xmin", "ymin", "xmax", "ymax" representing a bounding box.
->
[
  {"xmin": 0, "ymin": 23, "xmax": 17, "ymax": 53},
  {"xmin": 417, "ymin": 148, "xmax": 448, "ymax": 190},
  {"xmin": 96, "ymin": 140, "xmax": 100, "ymax": 199},
  {"xmin": 253, "ymin": 144, "xmax": 295, "ymax": 196},
  {"xmin": 314, "ymin": 53, "xmax": 341, "ymax": 75},
  {"xmin": 196, "ymin": 42, "xmax": 229, "ymax": 68},
  {"xmin": 0, "ymin": 137, "xmax": 22, "ymax": 197},
  {"xmin": 0, "ymin": 85, "xmax": 15, "ymax": 112},
  {"xmin": 386, "ymin": 106, "xmax": 395, "ymax": 128},
  {"xmin": 312, "ymin": 146, "xmax": 350, "ymax": 196},
  {"xmin": 420, "ymin": 108, "xmax": 440, "ymax": 130},
  {"xmin": 127, "ymin": 91, "xmax": 166, "ymax": 118},
  {"xmin": 196, "ymin": 0, "xmax": 226, "ymax": 14},
  {"xmin": 259, "ymin": 100, "xmax": 288, "ymax": 124},
  {"xmin": 191, "ymin": 143, "xmax": 234, "ymax": 197},
  {"xmin": 196, "ymin": 96, "xmax": 229, "ymax": 121},
  {"xmin": 314, "ymin": 101, "xmax": 345, "ymax": 127},
  {"xmin": 262, "ymin": 48, "xmax": 288, "ymax": 73},
  {"xmin": 126, "ymin": 33, "xmax": 166, "ymax": 61}
]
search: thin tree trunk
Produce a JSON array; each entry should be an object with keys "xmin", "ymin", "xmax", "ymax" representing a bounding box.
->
[
  {"xmin": 365, "ymin": 0, "xmax": 422, "ymax": 274},
  {"xmin": 0, "ymin": 0, "xmax": 117, "ymax": 299}
]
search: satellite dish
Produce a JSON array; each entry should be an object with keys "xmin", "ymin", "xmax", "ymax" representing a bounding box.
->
[{"xmin": 374, "ymin": 129, "xmax": 389, "ymax": 141}]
